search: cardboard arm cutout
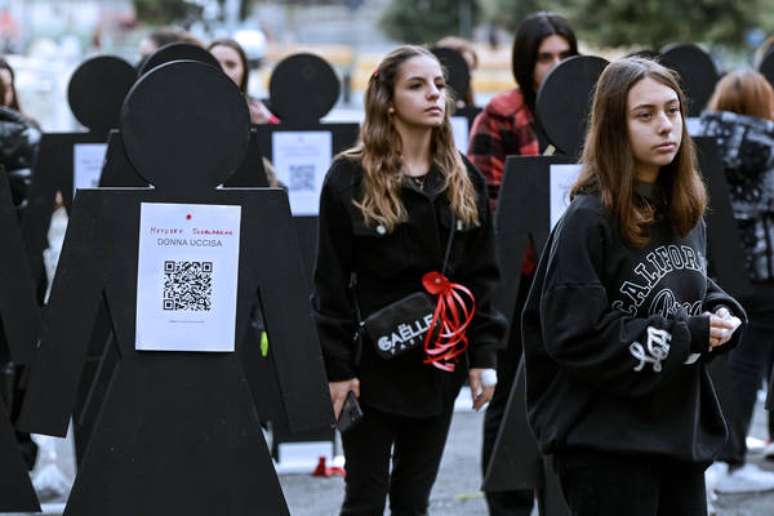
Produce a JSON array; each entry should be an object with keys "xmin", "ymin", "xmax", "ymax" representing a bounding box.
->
[{"xmin": 18, "ymin": 190, "xmax": 107, "ymax": 436}]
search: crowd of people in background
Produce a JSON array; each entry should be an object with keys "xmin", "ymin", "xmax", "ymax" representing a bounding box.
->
[{"xmin": 1, "ymin": 9, "xmax": 774, "ymax": 516}]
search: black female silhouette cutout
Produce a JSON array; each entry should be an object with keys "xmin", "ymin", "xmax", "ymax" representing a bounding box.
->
[
  {"xmin": 22, "ymin": 55, "xmax": 136, "ymax": 293},
  {"xmin": 18, "ymin": 60, "xmax": 332, "ymax": 515}
]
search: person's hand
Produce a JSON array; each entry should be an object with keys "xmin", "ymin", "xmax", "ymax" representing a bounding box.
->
[
  {"xmin": 705, "ymin": 307, "xmax": 741, "ymax": 350},
  {"xmin": 469, "ymin": 368, "xmax": 496, "ymax": 411},
  {"xmin": 328, "ymin": 378, "xmax": 360, "ymax": 420}
]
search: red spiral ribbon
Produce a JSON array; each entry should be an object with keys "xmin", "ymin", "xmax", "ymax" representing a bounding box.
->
[{"xmin": 421, "ymin": 271, "xmax": 476, "ymax": 372}]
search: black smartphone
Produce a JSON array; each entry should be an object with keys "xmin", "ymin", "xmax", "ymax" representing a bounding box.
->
[{"xmin": 337, "ymin": 391, "xmax": 363, "ymax": 433}]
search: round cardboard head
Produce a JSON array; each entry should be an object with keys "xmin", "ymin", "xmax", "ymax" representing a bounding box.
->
[
  {"xmin": 760, "ymin": 49, "xmax": 774, "ymax": 90},
  {"xmin": 430, "ymin": 47, "xmax": 471, "ymax": 106},
  {"xmin": 269, "ymin": 53, "xmax": 339, "ymax": 123},
  {"xmin": 139, "ymin": 42, "xmax": 220, "ymax": 77},
  {"xmin": 660, "ymin": 44, "xmax": 719, "ymax": 117},
  {"xmin": 536, "ymin": 55, "xmax": 609, "ymax": 158},
  {"xmin": 67, "ymin": 56, "xmax": 137, "ymax": 133},
  {"xmin": 121, "ymin": 60, "xmax": 250, "ymax": 192}
]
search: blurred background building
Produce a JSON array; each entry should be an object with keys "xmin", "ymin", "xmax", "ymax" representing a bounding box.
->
[{"xmin": 2, "ymin": 0, "xmax": 772, "ymax": 131}]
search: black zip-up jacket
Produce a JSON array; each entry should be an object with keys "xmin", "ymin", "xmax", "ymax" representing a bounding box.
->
[
  {"xmin": 312, "ymin": 154, "xmax": 507, "ymax": 417},
  {"xmin": 523, "ymin": 187, "xmax": 746, "ymax": 463}
]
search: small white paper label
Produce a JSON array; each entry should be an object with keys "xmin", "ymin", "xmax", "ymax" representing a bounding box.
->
[
  {"xmin": 450, "ymin": 116, "xmax": 470, "ymax": 154},
  {"xmin": 272, "ymin": 131, "xmax": 332, "ymax": 216},
  {"xmin": 549, "ymin": 164, "xmax": 583, "ymax": 230},
  {"xmin": 73, "ymin": 143, "xmax": 108, "ymax": 194},
  {"xmin": 135, "ymin": 202, "xmax": 241, "ymax": 352}
]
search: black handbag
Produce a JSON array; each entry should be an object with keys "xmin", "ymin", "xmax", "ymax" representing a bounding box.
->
[{"xmin": 351, "ymin": 216, "xmax": 456, "ymax": 360}]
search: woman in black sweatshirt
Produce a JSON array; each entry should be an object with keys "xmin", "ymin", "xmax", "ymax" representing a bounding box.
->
[
  {"xmin": 312, "ymin": 46, "xmax": 506, "ymax": 515},
  {"xmin": 522, "ymin": 57, "xmax": 745, "ymax": 515}
]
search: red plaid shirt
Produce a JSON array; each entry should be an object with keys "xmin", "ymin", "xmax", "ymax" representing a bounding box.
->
[{"xmin": 467, "ymin": 89, "xmax": 539, "ymax": 275}]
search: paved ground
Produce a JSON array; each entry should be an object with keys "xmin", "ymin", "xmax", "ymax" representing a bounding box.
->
[
  {"xmin": 282, "ymin": 405, "xmax": 774, "ymax": 516},
  {"xmin": 10, "ymin": 395, "xmax": 774, "ymax": 515}
]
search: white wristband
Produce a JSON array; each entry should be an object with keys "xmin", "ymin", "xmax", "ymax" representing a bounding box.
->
[{"xmin": 481, "ymin": 368, "xmax": 498, "ymax": 388}]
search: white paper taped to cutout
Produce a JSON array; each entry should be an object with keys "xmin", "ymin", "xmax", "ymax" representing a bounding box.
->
[{"xmin": 135, "ymin": 202, "xmax": 241, "ymax": 352}]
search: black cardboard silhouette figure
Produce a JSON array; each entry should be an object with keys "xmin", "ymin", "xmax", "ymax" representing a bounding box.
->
[
  {"xmin": 268, "ymin": 53, "xmax": 340, "ymax": 124},
  {"xmin": 253, "ymin": 54, "xmax": 358, "ymax": 455},
  {"xmin": 133, "ymin": 43, "xmax": 267, "ymax": 189},
  {"xmin": 431, "ymin": 47, "xmax": 471, "ymax": 105},
  {"xmin": 760, "ymin": 49, "xmax": 774, "ymax": 90},
  {"xmin": 79, "ymin": 48, "xmax": 269, "ymax": 460},
  {"xmin": 0, "ymin": 172, "xmax": 41, "ymax": 512},
  {"xmin": 660, "ymin": 44, "xmax": 719, "ymax": 117},
  {"xmin": 138, "ymin": 42, "xmax": 220, "ymax": 77},
  {"xmin": 22, "ymin": 55, "xmax": 136, "ymax": 292},
  {"xmin": 481, "ymin": 55, "xmax": 612, "ymax": 516},
  {"xmin": 18, "ymin": 60, "xmax": 333, "ymax": 515},
  {"xmin": 430, "ymin": 46, "xmax": 481, "ymax": 152},
  {"xmin": 483, "ymin": 155, "xmax": 573, "ymax": 516},
  {"xmin": 536, "ymin": 55, "xmax": 608, "ymax": 159},
  {"xmin": 256, "ymin": 53, "xmax": 360, "ymax": 280}
]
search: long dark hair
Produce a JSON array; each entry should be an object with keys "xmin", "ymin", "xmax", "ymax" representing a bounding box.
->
[
  {"xmin": 571, "ymin": 57, "xmax": 706, "ymax": 248},
  {"xmin": 512, "ymin": 12, "xmax": 578, "ymax": 111},
  {"xmin": 0, "ymin": 58, "xmax": 21, "ymax": 111},
  {"xmin": 207, "ymin": 38, "xmax": 250, "ymax": 94}
]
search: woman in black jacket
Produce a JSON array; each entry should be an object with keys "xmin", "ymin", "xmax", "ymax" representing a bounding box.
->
[
  {"xmin": 697, "ymin": 70, "xmax": 774, "ymax": 493},
  {"xmin": 523, "ymin": 57, "xmax": 745, "ymax": 515},
  {"xmin": 0, "ymin": 65, "xmax": 40, "ymax": 210},
  {"xmin": 312, "ymin": 45, "xmax": 506, "ymax": 515}
]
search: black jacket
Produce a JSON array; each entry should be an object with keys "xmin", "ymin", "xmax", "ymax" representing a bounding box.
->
[
  {"xmin": 523, "ymin": 188, "xmax": 746, "ymax": 463},
  {"xmin": 0, "ymin": 106, "xmax": 40, "ymax": 208},
  {"xmin": 312, "ymin": 154, "xmax": 507, "ymax": 417},
  {"xmin": 697, "ymin": 111, "xmax": 774, "ymax": 283}
]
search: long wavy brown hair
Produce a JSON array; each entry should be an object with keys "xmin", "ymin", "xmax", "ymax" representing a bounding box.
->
[
  {"xmin": 571, "ymin": 57, "xmax": 706, "ymax": 247},
  {"xmin": 343, "ymin": 46, "xmax": 479, "ymax": 231}
]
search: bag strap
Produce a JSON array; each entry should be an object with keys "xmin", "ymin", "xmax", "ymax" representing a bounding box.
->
[
  {"xmin": 441, "ymin": 214, "xmax": 456, "ymax": 275},
  {"xmin": 348, "ymin": 213, "xmax": 457, "ymax": 362},
  {"xmin": 349, "ymin": 272, "xmax": 364, "ymax": 367}
]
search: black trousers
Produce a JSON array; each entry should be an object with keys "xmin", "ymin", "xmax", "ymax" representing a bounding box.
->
[
  {"xmin": 719, "ymin": 284, "xmax": 774, "ymax": 465},
  {"xmin": 340, "ymin": 404, "xmax": 455, "ymax": 516},
  {"xmin": 554, "ymin": 450, "xmax": 707, "ymax": 516},
  {"xmin": 482, "ymin": 277, "xmax": 534, "ymax": 515}
]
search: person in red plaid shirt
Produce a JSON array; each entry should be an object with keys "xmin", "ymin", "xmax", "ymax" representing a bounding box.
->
[{"xmin": 467, "ymin": 11, "xmax": 578, "ymax": 516}]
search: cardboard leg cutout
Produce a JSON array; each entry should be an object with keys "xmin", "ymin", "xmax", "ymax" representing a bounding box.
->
[{"xmin": 0, "ymin": 396, "xmax": 40, "ymax": 511}]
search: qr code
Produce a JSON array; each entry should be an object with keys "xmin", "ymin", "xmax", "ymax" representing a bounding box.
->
[
  {"xmin": 163, "ymin": 261, "xmax": 213, "ymax": 311},
  {"xmin": 289, "ymin": 164, "xmax": 315, "ymax": 192}
]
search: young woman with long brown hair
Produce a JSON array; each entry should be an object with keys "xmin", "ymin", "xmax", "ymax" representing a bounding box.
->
[
  {"xmin": 522, "ymin": 57, "xmax": 745, "ymax": 515},
  {"xmin": 312, "ymin": 45, "xmax": 506, "ymax": 515},
  {"xmin": 698, "ymin": 70, "xmax": 774, "ymax": 494}
]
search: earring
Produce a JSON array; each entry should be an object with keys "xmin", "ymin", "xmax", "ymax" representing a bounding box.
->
[{"xmin": 388, "ymin": 107, "xmax": 395, "ymax": 115}]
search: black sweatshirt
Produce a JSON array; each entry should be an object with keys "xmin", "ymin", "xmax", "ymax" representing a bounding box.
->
[
  {"xmin": 522, "ymin": 187, "xmax": 746, "ymax": 463},
  {"xmin": 311, "ymin": 155, "xmax": 507, "ymax": 417}
]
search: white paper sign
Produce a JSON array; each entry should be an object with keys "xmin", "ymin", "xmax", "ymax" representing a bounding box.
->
[
  {"xmin": 451, "ymin": 116, "xmax": 470, "ymax": 154},
  {"xmin": 73, "ymin": 143, "xmax": 108, "ymax": 194},
  {"xmin": 135, "ymin": 203, "xmax": 241, "ymax": 352},
  {"xmin": 550, "ymin": 164, "xmax": 583, "ymax": 230},
  {"xmin": 272, "ymin": 131, "xmax": 332, "ymax": 216}
]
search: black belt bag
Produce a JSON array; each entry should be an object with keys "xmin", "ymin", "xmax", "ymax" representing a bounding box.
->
[{"xmin": 351, "ymin": 216, "xmax": 456, "ymax": 360}]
